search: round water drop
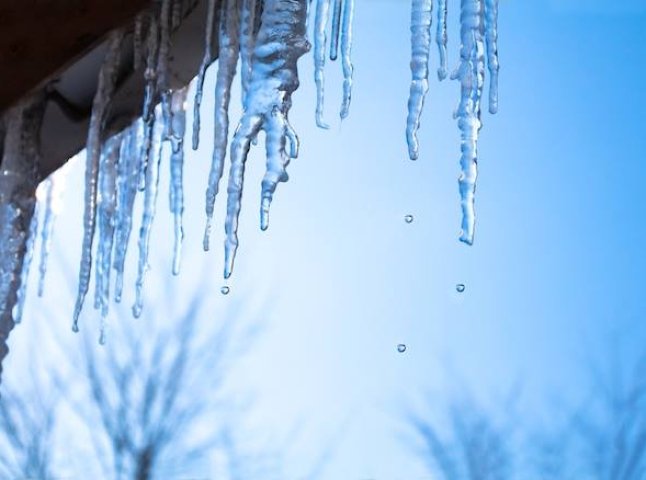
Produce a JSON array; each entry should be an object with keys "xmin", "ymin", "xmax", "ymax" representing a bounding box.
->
[
  {"xmin": 397, "ymin": 344, "xmax": 407, "ymax": 353},
  {"xmin": 404, "ymin": 214, "xmax": 414, "ymax": 224},
  {"xmin": 220, "ymin": 286, "xmax": 230, "ymax": 295},
  {"xmin": 456, "ymin": 283, "xmax": 466, "ymax": 293}
]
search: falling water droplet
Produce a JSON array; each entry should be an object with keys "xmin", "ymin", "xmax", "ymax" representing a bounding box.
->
[
  {"xmin": 404, "ymin": 214, "xmax": 414, "ymax": 224},
  {"xmin": 221, "ymin": 286, "xmax": 230, "ymax": 295},
  {"xmin": 456, "ymin": 283, "xmax": 465, "ymax": 293},
  {"xmin": 397, "ymin": 343, "xmax": 407, "ymax": 353}
]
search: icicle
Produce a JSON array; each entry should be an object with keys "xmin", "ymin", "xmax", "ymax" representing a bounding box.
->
[
  {"xmin": 13, "ymin": 204, "xmax": 39, "ymax": 324},
  {"xmin": 0, "ymin": 92, "xmax": 46, "ymax": 380},
  {"xmin": 169, "ymin": 88, "xmax": 188, "ymax": 275},
  {"xmin": 313, "ymin": 0, "xmax": 331, "ymax": 128},
  {"xmin": 37, "ymin": 173, "xmax": 64, "ymax": 297},
  {"xmin": 133, "ymin": 107, "xmax": 164, "ymax": 318},
  {"xmin": 159, "ymin": 0, "xmax": 174, "ymax": 140},
  {"xmin": 452, "ymin": 0, "xmax": 485, "ymax": 245},
  {"xmin": 37, "ymin": 178, "xmax": 54, "ymax": 297},
  {"xmin": 406, "ymin": 0, "xmax": 433, "ymax": 161},
  {"xmin": 224, "ymin": 0, "xmax": 310, "ymax": 278},
  {"xmin": 94, "ymin": 134, "xmax": 121, "ymax": 318},
  {"xmin": 192, "ymin": 0, "xmax": 219, "ymax": 151},
  {"xmin": 484, "ymin": 0, "xmax": 499, "ymax": 114},
  {"xmin": 139, "ymin": 15, "xmax": 160, "ymax": 191},
  {"xmin": 329, "ymin": 0, "xmax": 342, "ymax": 61},
  {"xmin": 240, "ymin": 0, "xmax": 259, "ymax": 107},
  {"xmin": 436, "ymin": 0, "xmax": 448, "ymax": 80},
  {"xmin": 73, "ymin": 31, "xmax": 124, "ymax": 332},
  {"xmin": 113, "ymin": 122, "xmax": 142, "ymax": 303},
  {"xmin": 203, "ymin": 0, "xmax": 241, "ymax": 252},
  {"xmin": 339, "ymin": 0, "xmax": 354, "ymax": 119}
]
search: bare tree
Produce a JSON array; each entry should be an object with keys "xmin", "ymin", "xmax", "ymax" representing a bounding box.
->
[
  {"xmin": 409, "ymin": 394, "xmax": 516, "ymax": 480},
  {"xmin": 568, "ymin": 352, "xmax": 646, "ymax": 480},
  {"xmin": 0, "ymin": 381, "xmax": 59, "ymax": 479},
  {"xmin": 70, "ymin": 285, "xmax": 252, "ymax": 480}
]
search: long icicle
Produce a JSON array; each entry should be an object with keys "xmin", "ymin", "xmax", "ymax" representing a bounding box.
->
[
  {"xmin": 73, "ymin": 31, "xmax": 124, "ymax": 332},
  {"xmin": 453, "ymin": 0, "xmax": 485, "ymax": 245},
  {"xmin": 339, "ymin": 0, "xmax": 354, "ymax": 119},
  {"xmin": 94, "ymin": 134, "xmax": 121, "ymax": 320},
  {"xmin": 113, "ymin": 121, "xmax": 142, "ymax": 303},
  {"xmin": 406, "ymin": 0, "xmax": 433, "ymax": 160},
  {"xmin": 313, "ymin": 0, "xmax": 331, "ymax": 128},
  {"xmin": 224, "ymin": 0, "xmax": 310, "ymax": 278},
  {"xmin": 436, "ymin": 0, "xmax": 448, "ymax": 80},
  {"xmin": 203, "ymin": 0, "xmax": 242, "ymax": 252},
  {"xmin": 484, "ymin": 0, "xmax": 499, "ymax": 114},
  {"xmin": 133, "ymin": 107, "xmax": 164, "ymax": 318},
  {"xmin": 169, "ymin": 88, "xmax": 188, "ymax": 275},
  {"xmin": 329, "ymin": 0, "xmax": 342, "ymax": 61},
  {"xmin": 0, "ymin": 92, "xmax": 47, "ymax": 381},
  {"xmin": 192, "ymin": 0, "xmax": 219, "ymax": 151}
]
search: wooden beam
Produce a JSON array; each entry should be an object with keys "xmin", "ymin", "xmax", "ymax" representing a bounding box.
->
[{"xmin": 0, "ymin": 0, "xmax": 152, "ymax": 112}]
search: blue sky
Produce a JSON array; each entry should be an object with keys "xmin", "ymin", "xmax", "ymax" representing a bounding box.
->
[{"xmin": 7, "ymin": 0, "xmax": 646, "ymax": 478}]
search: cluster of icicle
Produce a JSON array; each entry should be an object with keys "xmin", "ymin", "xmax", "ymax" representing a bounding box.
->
[
  {"xmin": 70, "ymin": 1, "xmax": 191, "ymax": 340},
  {"xmin": 64, "ymin": 0, "xmax": 354, "ymax": 339},
  {"xmin": 0, "ymin": 0, "xmax": 500, "ymax": 357},
  {"xmin": 406, "ymin": 0, "xmax": 499, "ymax": 245}
]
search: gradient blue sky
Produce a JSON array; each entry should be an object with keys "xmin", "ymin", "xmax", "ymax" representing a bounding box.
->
[{"xmin": 7, "ymin": 0, "xmax": 646, "ymax": 478}]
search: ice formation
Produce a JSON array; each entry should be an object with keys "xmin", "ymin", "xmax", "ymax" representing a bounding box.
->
[
  {"xmin": 313, "ymin": 0, "xmax": 354, "ymax": 127},
  {"xmin": 0, "ymin": 0, "xmax": 500, "ymax": 377},
  {"xmin": 406, "ymin": 0, "xmax": 499, "ymax": 244},
  {"xmin": 0, "ymin": 93, "xmax": 47, "ymax": 376}
]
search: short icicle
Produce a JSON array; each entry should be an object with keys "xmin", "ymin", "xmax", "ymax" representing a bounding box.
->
[
  {"xmin": 313, "ymin": 0, "xmax": 331, "ymax": 128},
  {"xmin": 453, "ymin": 0, "xmax": 485, "ymax": 245},
  {"xmin": 406, "ymin": 0, "xmax": 433, "ymax": 161},
  {"xmin": 133, "ymin": 107, "xmax": 164, "ymax": 318},
  {"xmin": 73, "ymin": 31, "xmax": 124, "ymax": 332},
  {"xmin": 203, "ymin": 0, "xmax": 242, "ymax": 252},
  {"xmin": 169, "ymin": 88, "xmax": 188, "ymax": 275},
  {"xmin": 224, "ymin": 0, "xmax": 310, "ymax": 278},
  {"xmin": 339, "ymin": 0, "xmax": 354, "ymax": 119},
  {"xmin": 484, "ymin": 0, "xmax": 499, "ymax": 114},
  {"xmin": 0, "ymin": 92, "xmax": 47, "ymax": 381},
  {"xmin": 192, "ymin": 0, "xmax": 219, "ymax": 151}
]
